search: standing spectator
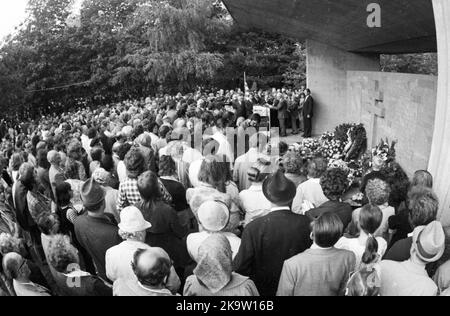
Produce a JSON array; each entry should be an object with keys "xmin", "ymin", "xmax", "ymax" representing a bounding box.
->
[
  {"xmin": 384, "ymin": 186, "xmax": 438, "ymax": 262},
  {"xmin": 184, "ymin": 235, "xmax": 259, "ymax": 296},
  {"xmin": 2, "ymin": 252, "xmax": 51, "ymax": 296},
  {"xmin": 93, "ymin": 168, "xmax": 119, "ymax": 223},
  {"xmin": 116, "ymin": 143, "xmax": 132, "ymax": 184},
  {"xmin": 276, "ymin": 93, "xmax": 288, "ymax": 137},
  {"xmin": 239, "ymin": 161, "xmax": 272, "ymax": 226},
  {"xmin": 187, "ymin": 156, "xmax": 242, "ymax": 233},
  {"xmin": 35, "ymin": 149, "xmax": 53, "ymax": 200},
  {"xmin": 64, "ymin": 140, "xmax": 87, "ymax": 181},
  {"xmin": 137, "ymin": 171, "xmax": 189, "ymax": 274},
  {"xmin": 233, "ymin": 133, "xmax": 271, "ymax": 192},
  {"xmin": 335, "ymin": 204, "xmax": 387, "ymax": 269},
  {"xmin": 234, "ymin": 170, "xmax": 312, "ymax": 296},
  {"xmin": 352, "ymin": 178, "xmax": 395, "ymax": 242},
  {"xmin": 303, "ymin": 89, "xmax": 314, "ymax": 138},
  {"xmin": 48, "ymin": 150, "xmax": 66, "ymax": 201},
  {"xmin": 12, "ymin": 163, "xmax": 40, "ymax": 245},
  {"xmin": 114, "ymin": 248, "xmax": 178, "ymax": 296},
  {"xmin": 105, "ymin": 206, "xmax": 180, "ymax": 294},
  {"xmin": 292, "ymin": 157, "xmax": 329, "ymax": 215},
  {"xmin": 306, "ymin": 168, "xmax": 353, "ymax": 228},
  {"xmin": 282, "ymin": 151, "xmax": 307, "ymax": 188},
  {"xmin": 159, "ymin": 156, "xmax": 188, "ymax": 213},
  {"xmin": 187, "ymin": 201, "xmax": 241, "ymax": 262},
  {"xmin": 380, "ymin": 221, "xmax": 445, "ymax": 296},
  {"xmin": 277, "ymin": 213, "xmax": 355, "ymax": 296},
  {"xmin": 74, "ymin": 179, "xmax": 121, "ymax": 282},
  {"xmin": 117, "ymin": 148, "xmax": 171, "ymax": 211},
  {"xmin": 389, "ymin": 170, "xmax": 434, "ymax": 245}
]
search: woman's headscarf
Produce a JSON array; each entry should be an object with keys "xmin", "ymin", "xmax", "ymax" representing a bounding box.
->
[{"xmin": 194, "ymin": 234, "xmax": 233, "ymax": 294}]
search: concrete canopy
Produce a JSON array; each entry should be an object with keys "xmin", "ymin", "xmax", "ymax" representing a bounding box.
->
[{"xmin": 223, "ymin": 0, "xmax": 436, "ymax": 54}]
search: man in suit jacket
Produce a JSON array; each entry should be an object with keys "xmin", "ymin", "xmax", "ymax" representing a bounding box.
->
[
  {"xmin": 74, "ymin": 179, "xmax": 121, "ymax": 282},
  {"xmin": 234, "ymin": 171, "xmax": 312, "ymax": 296},
  {"xmin": 276, "ymin": 94, "xmax": 288, "ymax": 137},
  {"xmin": 234, "ymin": 95, "xmax": 248, "ymax": 120},
  {"xmin": 303, "ymin": 89, "xmax": 314, "ymax": 138}
]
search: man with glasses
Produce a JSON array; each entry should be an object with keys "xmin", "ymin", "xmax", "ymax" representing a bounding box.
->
[{"xmin": 2, "ymin": 252, "xmax": 51, "ymax": 296}]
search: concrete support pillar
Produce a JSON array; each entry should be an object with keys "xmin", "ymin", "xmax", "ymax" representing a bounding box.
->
[
  {"xmin": 429, "ymin": 0, "xmax": 450, "ymax": 226},
  {"xmin": 306, "ymin": 40, "xmax": 380, "ymax": 135}
]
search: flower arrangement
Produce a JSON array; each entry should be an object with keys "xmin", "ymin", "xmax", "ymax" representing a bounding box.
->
[
  {"xmin": 316, "ymin": 138, "xmax": 343, "ymax": 159},
  {"xmin": 334, "ymin": 123, "xmax": 356, "ymax": 144},
  {"xmin": 301, "ymin": 138, "xmax": 321, "ymax": 152},
  {"xmin": 372, "ymin": 138, "xmax": 397, "ymax": 163},
  {"xmin": 320, "ymin": 131, "xmax": 335, "ymax": 143}
]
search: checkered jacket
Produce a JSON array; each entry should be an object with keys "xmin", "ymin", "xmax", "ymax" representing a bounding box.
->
[{"xmin": 117, "ymin": 177, "xmax": 172, "ymax": 211}]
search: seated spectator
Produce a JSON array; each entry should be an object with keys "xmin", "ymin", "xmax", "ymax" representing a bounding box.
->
[
  {"xmin": 114, "ymin": 248, "xmax": 178, "ymax": 296},
  {"xmin": 381, "ymin": 221, "xmax": 445, "ymax": 296},
  {"xmin": 184, "ymin": 235, "xmax": 259, "ymax": 296},
  {"xmin": 291, "ymin": 157, "xmax": 329, "ymax": 214},
  {"xmin": 2, "ymin": 252, "xmax": 51, "ymax": 296},
  {"xmin": 306, "ymin": 168, "xmax": 353, "ymax": 228},
  {"xmin": 105, "ymin": 206, "xmax": 180, "ymax": 294},
  {"xmin": 277, "ymin": 213, "xmax": 355, "ymax": 296},
  {"xmin": 46, "ymin": 234, "xmax": 112, "ymax": 296},
  {"xmin": 384, "ymin": 186, "xmax": 438, "ymax": 262},
  {"xmin": 239, "ymin": 159, "xmax": 272, "ymax": 226},
  {"xmin": 335, "ymin": 204, "xmax": 387, "ymax": 269},
  {"xmin": 187, "ymin": 201, "xmax": 241, "ymax": 262}
]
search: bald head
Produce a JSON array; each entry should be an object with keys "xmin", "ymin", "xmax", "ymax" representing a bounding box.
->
[{"xmin": 132, "ymin": 248, "xmax": 171, "ymax": 287}]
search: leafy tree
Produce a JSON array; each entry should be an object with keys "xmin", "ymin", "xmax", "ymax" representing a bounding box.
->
[{"xmin": 381, "ymin": 53, "xmax": 438, "ymax": 76}]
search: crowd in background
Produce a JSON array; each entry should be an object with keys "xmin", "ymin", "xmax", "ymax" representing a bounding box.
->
[{"xmin": 0, "ymin": 86, "xmax": 449, "ymax": 297}]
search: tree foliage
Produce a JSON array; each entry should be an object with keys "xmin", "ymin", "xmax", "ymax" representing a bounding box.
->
[
  {"xmin": 381, "ymin": 53, "xmax": 438, "ymax": 76},
  {"xmin": 0, "ymin": 0, "xmax": 306, "ymax": 119}
]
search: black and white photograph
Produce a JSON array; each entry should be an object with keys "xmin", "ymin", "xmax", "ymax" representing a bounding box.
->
[{"xmin": 0, "ymin": 0, "xmax": 449, "ymax": 301}]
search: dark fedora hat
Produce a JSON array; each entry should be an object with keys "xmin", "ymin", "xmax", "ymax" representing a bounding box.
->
[
  {"xmin": 262, "ymin": 170, "xmax": 296, "ymax": 206},
  {"xmin": 81, "ymin": 178, "xmax": 106, "ymax": 208}
]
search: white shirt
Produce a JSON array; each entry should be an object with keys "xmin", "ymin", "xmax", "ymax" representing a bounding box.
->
[
  {"xmin": 186, "ymin": 232, "xmax": 241, "ymax": 262},
  {"xmin": 188, "ymin": 159, "xmax": 204, "ymax": 188},
  {"xmin": 335, "ymin": 233, "xmax": 387, "ymax": 269},
  {"xmin": 380, "ymin": 259, "xmax": 438, "ymax": 296},
  {"xmin": 105, "ymin": 240, "xmax": 181, "ymax": 292},
  {"xmin": 106, "ymin": 240, "xmax": 152, "ymax": 283},
  {"xmin": 291, "ymin": 178, "xmax": 329, "ymax": 214},
  {"xmin": 239, "ymin": 184, "xmax": 272, "ymax": 225},
  {"xmin": 117, "ymin": 161, "xmax": 127, "ymax": 184},
  {"xmin": 211, "ymin": 132, "xmax": 234, "ymax": 163}
]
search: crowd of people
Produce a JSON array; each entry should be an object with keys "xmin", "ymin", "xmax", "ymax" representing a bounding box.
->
[{"xmin": 0, "ymin": 86, "xmax": 449, "ymax": 297}]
